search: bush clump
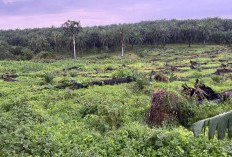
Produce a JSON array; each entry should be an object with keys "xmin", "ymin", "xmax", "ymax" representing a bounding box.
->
[
  {"xmin": 154, "ymin": 73, "xmax": 169, "ymax": 82},
  {"xmin": 211, "ymin": 75, "xmax": 223, "ymax": 83},
  {"xmin": 43, "ymin": 72, "xmax": 55, "ymax": 84},
  {"xmin": 35, "ymin": 51, "xmax": 55, "ymax": 59},
  {"xmin": 112, "ymin": 69, "xmax": 133, "ymax": 79},
  {"xmin": 20, "ymin": 48, "xmax": 34, "ymax": 60},
  {"xmin": 189, "ymin": 72, "xmax": 203, "ymax": 79},
  {"xmin": 136, "ymin": 49, "xmax": 151, "ymax": 57},
  {"xmin": 132, "ymin": 73, "xmax": 153, "ymax": 95},
  {"xmin": 147, "ymin": 90, "xmax": 192, "ymax": 126},
  {"xmin": 83, "ymin": 104, "xmax": 124, "ymax": 133}
]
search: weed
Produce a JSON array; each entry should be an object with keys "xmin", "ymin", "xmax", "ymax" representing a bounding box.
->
[{"xmin": 43, "ymin": 72, "xmax": 55, "ymax": 84}]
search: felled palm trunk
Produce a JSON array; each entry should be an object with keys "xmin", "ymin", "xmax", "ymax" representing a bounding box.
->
[
  {"xmin": 182, "ymin": 79, "xmax": 220, "ymax": 101},
  {"xmin": 55, "ymin": 76, "xmax": 136, "ymax": 89}
]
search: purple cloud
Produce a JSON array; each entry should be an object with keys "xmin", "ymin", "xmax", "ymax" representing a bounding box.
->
[{"xmin": 0, "ymin": 0, "xmax": 232, "ymax": 29}]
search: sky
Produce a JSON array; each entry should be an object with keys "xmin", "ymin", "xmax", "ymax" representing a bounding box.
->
[{"xmin": 0, "ymin": 0, "xmax": 232, "ymax": 29}]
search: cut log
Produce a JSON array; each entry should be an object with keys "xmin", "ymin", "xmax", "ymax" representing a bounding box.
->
[
  {"xmin": 63, "ymin": 66, "xmax": 80, "ymax": 71},
  {"xmin": 220, "ymin": 90, "xmax": 232, "ymax": 101},
  {"xmin": 1, "ymin": 74, "xmax": 18, "ymax": 82},
  {"xmin": 105, "ymin": 67, "xmax": 115, "ymax": 71},
  {"xmin": 55, "ymin": 76, "xmax": 136, "ymax": 89},
  {"xmin": 2, "ymin": 77, "xmax": 17, "ymax": 82},
  {"xmin": 214, "ymin": 69, "xmax": 232, "ymax": 75}
]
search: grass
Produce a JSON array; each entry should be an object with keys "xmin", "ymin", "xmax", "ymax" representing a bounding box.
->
[{"xmin": 0, "ymin": 44, "xmax": 232, "ymax": 156}]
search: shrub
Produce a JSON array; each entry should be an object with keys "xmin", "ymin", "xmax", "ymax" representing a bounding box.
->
[
  {"xmin": 0, "ymin": 41, "xmax": 14, "ymax": 59},
  {"xmin": 58, "ymin": 79, "xmax": 76, "ymax": 87},
  {"xmin": 80, "ymin": 104, "xmax": 98, "ymax": 118},
  {"xmin": 132, "ymin": 73, "xmax": 152, "ymax": 94},
  {"xmin": 112, "ymin": 69, "xmax": 133, "ymax": 79},
  {"xmin": 21, "ymin": 48, "xmax": 34, "ymax": 60},
  {"xmin": 84, "ymin": 104, "xmax": 124, "ymax": 133},
  {"xmin": 147, "ymin": 90, "xmax": 192, "ymax": 126},
  {"xmin": 136, "ymin": 49, "xmax": 150, "ymax": 57},
  {"xmin": 189, "ymin": 72, "xmax": 203, "ymax": 79},
  {"xmin": 96, "ymin": 53, "xmax": 110, "ymax": 59},
  {"xmin": 0, "ymin": 51, "xmax": 14, "ymax": 60},
  {"xmin": 35, "ymin": 51, "xmax": 55, "ymax": 59},
  {"xmin": 154, "ymin": 73, "xmax": 169, "ymax": 82},
  {"xmin": 43, "ymin": 72, "xmax": 55, "ymax": 84},
  {"xmin": 146, "ymin": 127, "xmax": 227, "ymax": 156},
  {"xmin": 211, "ymin": 75, "xmax": 223, "ymax": 83},
  {"xmin": 69, "ymin": 70, "xmax": 78, "ymax": 77},
  {"xmin": 11, "ymin": 46, "xmax": 23, "ymax": 55}
]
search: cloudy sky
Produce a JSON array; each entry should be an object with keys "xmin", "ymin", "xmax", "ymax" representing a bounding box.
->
[{"xmin": 0, "ymin": 0, "xmax": 232, "ymax": 29}]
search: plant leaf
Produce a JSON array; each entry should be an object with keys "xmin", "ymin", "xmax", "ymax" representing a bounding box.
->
[{"xmin": 192, "ymin": 110, "xmax": 232, "ymax": 140}]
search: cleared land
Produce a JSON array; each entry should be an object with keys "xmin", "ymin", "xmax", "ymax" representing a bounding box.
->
[{"xmin": 0, "ymin": 44, "xmax": 232, "ymax": 156}]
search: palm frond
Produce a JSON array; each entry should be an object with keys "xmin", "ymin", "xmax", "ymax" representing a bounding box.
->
[{"xmin": 192, "ymin": 110, "xmax": 232, "ymax": 139}]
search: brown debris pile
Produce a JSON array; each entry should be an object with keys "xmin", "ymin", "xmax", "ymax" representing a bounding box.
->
[
  {"xmin": 190, "ymin": 60, "xmax": 197, "ymax": 66},
  {"xmin": 146, "ymin": 90, "xmax": 181, "ymax": 126},
  {"xmin": 171, "ymin": 66, "xmax": 179, "ymax": 72},
  {"xmin": 65, "ymin": 66, "xmax": 80, "ymax": 71},
  {"xmin": 220, "ymin": 90, "xmax": 232, "ymax": 101},
  {"xmin": 190, "ymin": 60, "xmax": 198, "ymax": 69},
  {"xmin": 214, "ymin": 68, "xmax": 232, "ymax": 75},
  {"xmin": 221, "ymin": 64, "xmax": 227, "ymax": 68},
  {"xmin": 153, "ymin": 73, "xmax": 169, "ymax": 83},
  {"xmin": 189, "ymin": 60, "xmax": 206, "ymax": 69},
  {"xmin": 1, "ymin": 74, "xmax": 18, "ymax": 82},
  {"xmin": 182, "ymin": 79, "xmax": 219, "ymax": 101}
]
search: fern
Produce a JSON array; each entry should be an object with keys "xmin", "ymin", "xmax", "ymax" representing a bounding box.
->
[
  {"xmin": 192, "ymin": 110, "xmax": 232, "ymax": 139},
  {"xmin": 44, "ymin": 72, "xmax": 55, "ymax": 84}
]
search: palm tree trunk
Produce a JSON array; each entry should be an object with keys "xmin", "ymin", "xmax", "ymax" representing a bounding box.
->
[
  {"xmin": 54, "ymin": 36, "xmax": 57, "ymax": 52},
  {"xmin": 81, "ymin": 47, "xmax": 83, "ymax": 56},
  {"xmin": 73, "ymin": 34, "xmax": 76, "ymax": 59},
  {"xmin": 106, "ymin": 45, "xmax": 108, "ymax": 52},
  {"xmin": 121, "ymin": 41, "xmax": 124, "ymax": 57},
  {"xmin": 188, "ymin": 39, "xmax": 191, "ymax": 48}
]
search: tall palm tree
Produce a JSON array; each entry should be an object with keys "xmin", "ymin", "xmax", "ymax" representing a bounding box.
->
[
  {"xmin": 62, "ymin": 20, "xmax": 82, "ymax": 59},
  {"xmin": 118, "ymin": 25, "xmax": 129, "ymax": 57},
  {"xmin": 100, "ymin": 30, "xmax": 110, "ymax": 52},
  {"xmin": 76, "ymin": 32, "xmax": 87, "ymax": 56},
  {"xmin": 129, "ymin": 28, "xmax": 143, "ymax": 51},
  {"xmin": 52, "ymin": 31, "xmax": 62, "ymax": 52}
]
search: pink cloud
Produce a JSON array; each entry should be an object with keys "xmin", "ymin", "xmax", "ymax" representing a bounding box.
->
[
  {"xmin": 0, "ymin": 0, "xmax": 232, "ymax": 30},
  {"xmin": 3, "ymin": 0, "xmax": 30, "ymax": 4},
  {"xmin": 0, "ymin": 9, "xmax": 124, "ymax": 29}
]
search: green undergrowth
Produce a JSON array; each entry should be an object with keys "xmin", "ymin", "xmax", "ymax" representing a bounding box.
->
[{"xmin": 0, "ymin": 44, "xmax": 232, "ymax": 156}]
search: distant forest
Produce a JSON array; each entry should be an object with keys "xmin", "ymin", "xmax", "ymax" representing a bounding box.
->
[{"xmin": 0, "ymin": 18, "xmax": 232, "ymax": 60}]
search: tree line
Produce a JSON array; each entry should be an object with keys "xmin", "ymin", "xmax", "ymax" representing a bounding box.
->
[{"xmin": 0, "ymin": 17, "xmax": 232, "ymax": 59}]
